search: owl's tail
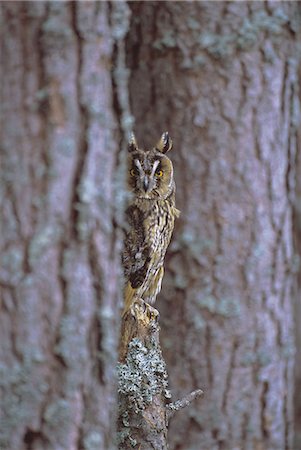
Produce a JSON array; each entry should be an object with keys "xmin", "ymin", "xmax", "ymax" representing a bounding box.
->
[{"xmin": 122, "ymin": 282, "xmax": 136, "ymax": 316}]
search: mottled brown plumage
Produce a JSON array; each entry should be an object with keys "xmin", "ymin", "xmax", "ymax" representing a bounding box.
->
[{"xmin": 122, "ymin": 132, "xmax": 179, "ymax": 315}]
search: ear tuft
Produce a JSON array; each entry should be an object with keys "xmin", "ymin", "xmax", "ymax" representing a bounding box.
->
[
  {"xmin": 128, "ymin": 133, "xmax": 138, "ymax": 152},
  {"xmin": 155, "ymin": 132, "xmax": 172, "ymax": 153}
]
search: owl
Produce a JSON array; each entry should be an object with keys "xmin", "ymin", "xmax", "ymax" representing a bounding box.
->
[{"xmin": 122, "ymin": 132, "xmax": 180, "ymax": 315}]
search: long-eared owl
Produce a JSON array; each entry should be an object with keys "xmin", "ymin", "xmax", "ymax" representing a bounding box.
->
[{"xmin": 122, "ymin": 132, "xmax": 180, "ymax": 315}]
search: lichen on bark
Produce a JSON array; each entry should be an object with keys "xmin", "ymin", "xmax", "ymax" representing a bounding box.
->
[{"xmin": 117, "ymin": 300, "xmax": 203, "ymax": 449}]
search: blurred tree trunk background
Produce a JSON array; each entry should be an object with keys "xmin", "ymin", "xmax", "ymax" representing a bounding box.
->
[
  {"xmin": 294, "ymin": 78, "xmax": 301, "ymax": 449},
  {"xmin": 1, "ymin": 1, "xmax": 301, "ymax": 450},
  {"xmin": 0, "ymin": 2, "xmax": 131, "ymax": 449},
  {"xmin": 127, "ymin": 1, "xmax": 300, "ymax": 450}
]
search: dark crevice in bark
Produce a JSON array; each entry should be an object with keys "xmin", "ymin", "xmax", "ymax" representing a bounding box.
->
[
  {"xmin": 211, "ymin": 427, "xmax": 219, "ymax": 442},
  {"xmin": 111, "ymin": 45, "xmax": 123, "ymax": 138},
  {"xmin": 270, "ymin": 214, "xmax": 285, "ymax": 295},
  {"xmin": 238, "ymin": 59, "xmax": 248, "ymax": 116},
  {"xmin": 252, "ymin": 314, "xmax": 260, "ymax": 389},
  {"xmin": 274, "ymin": 310, "xmax": 282, "ymax": 349},
  {"xmin": 109, "ymin": 1, "xmax": 133, "ymax": 279},
  {"xmin": 109, "ymin": 0, "xmax": 132, "ymax": 142},
  {"xmin": 125, "ymin": 3, "xmax": 142, "ymax": 73},
  {"xmin": 126, "ymin": 2, "xmax": 162, "ymax": 144},
  {"xmin": 20, "ymin": 3, "xmax": 46, "ymax": 231},
  {"xmin": 88, "ymin": 235, "xmax": 105, "ymax": 382},
  {"xmin": 57, "ymin": 239, "xmax": 68, "ymax": 305},
  {"xmin": 286, "ymin": 79, "xmax": 297, "ymax": 207},
  {"xmin": 241, "ymin": 412, "xmax": 249, "ymax": 450},
  {"xmin": 212, "ymin": 198, "xmax": 222, "ymax": 300},
  {"xmin": 265, "ymin": 162, "xmax": 277, "ymax": 233},
  {"xmin": 252, "ymin": 106, "xmax": 261, "ymax": 162},
  {"xmin": 205, "ymin": 324, "xmax": 213, "ymax": 388},
  {"xmin": 260, "ymin": 380, "xmax": 269, "ymax": 440},
  {"xmin": 10, "ymin": 288, "xmax": 24, "ymax": 361},
  {"xmin": 19, "ymin": 6, "xmax": 30, "ymax": 127},
  {"xmin": 281, "ymin": 60, "xmax": 289, "ymax": 116},
  {"xmin": 279, "ymin": 276, "xmax": 288, "ymax": 312},
  {"xmin": 23, "ymin": 237, "xmax": 31, "ymax": 275},
  {"xmin": 23, "ymin": 429, "xmax": 47, "ymax": 450},
  {"xmin": 75, "ymin": 388, "xmax": 85, "ymax": 450},
  {"xmin": 70, "ymin": 1, "xmax": 89, "ymax": 239},
  {"xmin": 221, "ymin": 338, "xmax": 238, "ymax": 414},
  {"xmin": 89, "ymin": 313, "xmax": 104, "ymax": 383},
  {"xmin": 54, "ymin": 240, "xmax": 69, "ymax": 368},
  {"xmin": 283, "ymin": 361, "xmax": 289, "ymax": 450},
  {"xmin": 3, "ymin": 183, "xmax": 22, "ymax": 242},
  {"xmin": 36, "ymin": 4, "xmax": 50, "ymax": 212},
  {"xmin": 149, "ymin": 7, "xmax": 160, "ymax": 137},
  {"xmin": 216, "ymin": 2, "xmax": 227, "ymax": 36}
]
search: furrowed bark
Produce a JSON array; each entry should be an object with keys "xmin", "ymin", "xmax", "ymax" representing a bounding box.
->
[{"xmin": 0, "ymin": 2, "xmax": 126, "ymax": 449}]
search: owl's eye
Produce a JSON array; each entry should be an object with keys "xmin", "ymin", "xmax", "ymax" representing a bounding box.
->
[
  {"xmin": 155, "ymin": 170, "xmax": 163, "ymax": 177},
  {"xmin": 130, "ymin": 168, "xmax": 137, "ymax": 176}
]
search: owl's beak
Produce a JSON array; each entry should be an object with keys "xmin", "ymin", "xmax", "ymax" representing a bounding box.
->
[{"xmin": 143, "ymin": 177, "xmax": 149, "ymax": 192}]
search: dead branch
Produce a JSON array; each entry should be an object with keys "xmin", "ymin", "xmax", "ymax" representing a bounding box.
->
[{"xmin": 117, "ymin": 299, "xmax": 203, "ymax": 449}]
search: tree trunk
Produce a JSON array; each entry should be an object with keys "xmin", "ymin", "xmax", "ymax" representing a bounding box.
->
[
  {"xmin": 0, "ymin": 2, "xmax": 130, "ymax": 449},
  {"xmin": 293, "ymin": 74, "xmax": 301, "ymax": 450},
  {"xmin": 1, "ymin": 1, "xmax": 300, "ymax": 449},
  {"xmin": 126, "ymin": 2, "xmax": 300, "ymax": 449}
]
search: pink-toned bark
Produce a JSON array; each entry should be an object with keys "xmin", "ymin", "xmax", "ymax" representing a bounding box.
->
[
  {"xmin": 0, "ymin": 2, "xmax": 125, "ymax": 449},
  {"xmin": 127, "ymin": 2, "xmax": 299, "ymax": 449}
]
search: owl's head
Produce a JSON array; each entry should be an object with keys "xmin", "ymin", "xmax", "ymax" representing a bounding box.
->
[{"xmin": 127, "ymin": 132, "xmax": 175, "ymax": 200}]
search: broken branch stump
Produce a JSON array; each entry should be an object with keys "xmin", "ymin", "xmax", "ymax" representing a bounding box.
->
[{"xmin": 117, "ymin": 299, "xmax": 203, "ymax": 449}]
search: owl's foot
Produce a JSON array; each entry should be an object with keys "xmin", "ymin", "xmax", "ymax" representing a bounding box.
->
[
  {"xmin": 123, "ymin": 298, "xmax": 159, "ymax": 321},
  {"xmin": 134, "ymin": 298, "xmax": 159, "ymax": 322}
]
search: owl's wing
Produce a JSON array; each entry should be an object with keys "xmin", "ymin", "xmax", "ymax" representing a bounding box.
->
[
  {"xmin": 122, "ymin": 206, "xmax": 150, "ymax": 278},
  {"xmin": 122, "ymin": 205, "xmax": 153, "ymax": 314}
]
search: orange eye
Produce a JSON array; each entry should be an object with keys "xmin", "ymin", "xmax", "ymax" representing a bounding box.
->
[
  {"xmin": 130, "ymin": 169, "xmax": 136, "ymax": 176},
  {"xmin": 156, "ymin": 170, "xmax": 163, "ymax": 177}
]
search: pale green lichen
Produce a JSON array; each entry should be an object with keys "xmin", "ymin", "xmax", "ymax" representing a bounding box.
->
[
  {"xmin": 117, "ymin": 337, "xmax": 170, "ymax": 447},
  {"xmin": 83, "ymin": 431, "xmax": 104, "ymax": 450},
  {"xmin": 241, "ymin": 352, "xmax": 257, "ymax": 367},
  {"xmin": 54, "ymin": 314, "xmax": 89, "ymax": 369},
  {"xmin": 196, "ymin": 295, "xmax": 241, "ymax": 318},
  {"xmin": 199, "ymin": 8, "xmax": 291, "ymax": 58},
  {"xmin": 44, "ymin": 399, "xmax": 70, "ymax": 427},
  {"xmin": 111, "ymin": 1, "xmax": 131, "ymax": 40},
  {"xmin": 174, "ymin": 273, "xmax": 189, "ymax": 289},
  {"xmin": 187, "ymin": 17, "xmax": 201, "ymax": 31},
  {"xmin": 96, "ymin": 306, "xmax": 119, "ymax": 381},
  {"xmin": 1, "ymin": 246, "xmax": 24, "ymax": 284},
  {"xmin": 57, "ymin": 136, "xmax": 76, "ymax": 157},
  {"xmin": 281, "ymin": 342, "xmax": 295, "ymax": 359},
  {"xmin": 153, "ymin": 30, "xmax": 177, "ymax": 50},
  {"xmin": 191, "ymin": 313, "xmax": 206, "ymax": 331},
  {"xmin": 257, "ymin": 350, "xmax": 273, "ymax": 367},
  {"xmin": 77, "ymin": 178, "xmax": 98, "ymax": 204},
  {"xmin": 35, "ymin": 87, "xmax": 49, "ymax": 101},
  {"xmin": 29, "ymin": 224, "xmax": 62, "ymax": 266},
  {"xmin": 174, "ymin": 230, "xmax": 214, "ymax": 261},
  {"xmin": 42, "ymin": 17, "xmax": 73, "ymax": 40},
  {"xmin": 0, "ymin": 360, "xmax": 47, "ymax": 447},
  {"xmin": 153, "ymin": 7, "xmax": 295, "ymax": 63},
  {"xmin": 117, "ymin": 428, "xmax": 137, "ymax": 448},
  {"xmin": 118, "ymin": 337, "xmax": 169, "ymax": 413}
]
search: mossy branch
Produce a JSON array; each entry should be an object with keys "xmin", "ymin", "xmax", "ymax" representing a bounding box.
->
[{"xmin": 117, "ymin": 299, "xmax": 202, "ymax": 449}]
